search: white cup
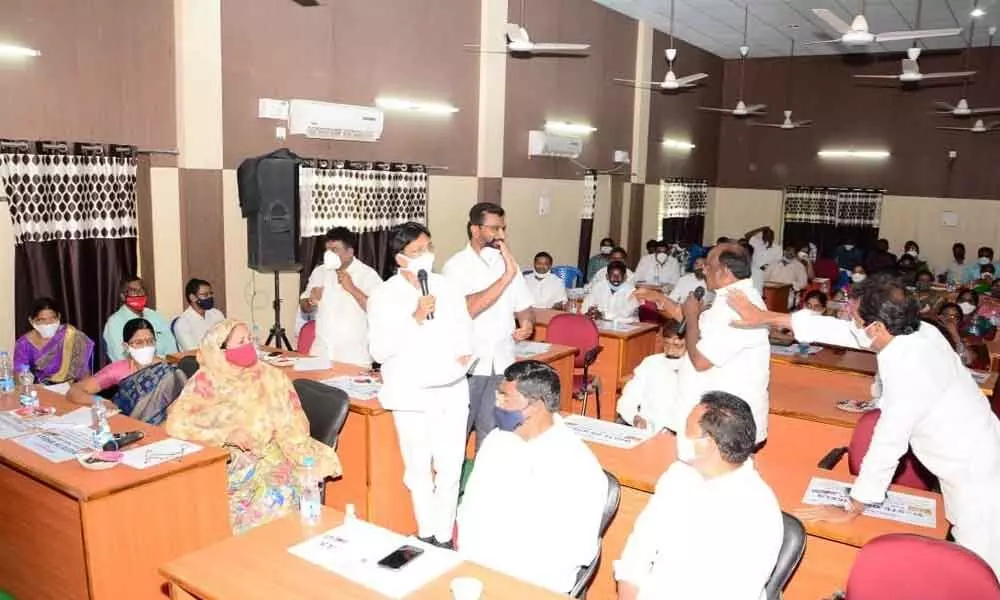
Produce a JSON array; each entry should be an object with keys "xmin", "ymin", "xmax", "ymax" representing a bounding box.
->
[{"xmin": 450, "ymin": 577, "xmax": 484, "ymax": 600}]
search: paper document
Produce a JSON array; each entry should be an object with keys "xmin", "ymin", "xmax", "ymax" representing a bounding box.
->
[
  {"xmin": 596, "ymin": 320, "xmax": 638, "ymax": 333},
  {"xmin": 14, "ymin": 429, "xmax": 94, "ymax": 462},
  {"xmin": 44, "ymin": 382, "xmax": 71, "ymax": 395},
  {"xmin": 320, "ymin": 376, "xmax": 382, "ymax": 400},
  {"xmin": 770, "ymin": 344, "xmax": 822, "ymax": 357},
  {"xmin": 289, "ymin": 519, "xmax": 462, "ymax": 599},
  {"xmin": 515, "ymin": 341, "xmax": 552, "ymax": 358},
  {"xmin": 120, "ymin": 438, "xmax": 202, "ymax": 470},
  {"xmin": 802, "ymin": 477, "xmax": 936, "ymax": 528},
  {"xmin": 563, "ymin": 414, "xmax": 654, "ymax": 449},
  {"xmin": 41, "ymin": 407, "xmax": 97, "ymax": 431},
  {"xmin": 293, "ymin": 357, "xmax": 333, "ymax": 372},
  {"xmin": 0, "ymin": 412, "xmax": 36, "ymax": 440}
]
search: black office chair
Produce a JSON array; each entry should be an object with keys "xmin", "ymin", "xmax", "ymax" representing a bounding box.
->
[
  {"xmin": 176, "ymin": 355, "xmax": 200, "ymax": 379},
  {"xmin": 292, "ymin": 379, "xmax": 350, "ymax": 449},
  {"xmin": 764, "ymin": 512, "xmax": 807, "ymax": 600},
  {"xmin": 570, "ymin": 470, "xmax": 622, "ymax": 598}
]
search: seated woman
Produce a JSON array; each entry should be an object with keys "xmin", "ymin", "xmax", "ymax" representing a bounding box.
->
[
  {"xmin": 14, "ymin": 297, "xmax": 94, "ymax": 384},
  {"xmin": 938, "ymin": 302, "xmax": 991, "ymax": 370},
  {"xmin": 67, "ymin": 318, "xmax": 186, "ymax": 424},
  {"xmin": 166, "ymin": 320, "xmax": 341, "ymax": 535},
  {"xmin": 802, "ymin": 290, "xmax": 828, "ymax": 315}
]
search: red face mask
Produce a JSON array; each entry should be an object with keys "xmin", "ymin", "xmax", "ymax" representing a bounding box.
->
[
  {"xmin": 224, "ymin": 343, "xmax": 258, "ymax": 368},
  {"xmin": 124, "ymin": 295, "xmax": 147, "ymax": 312}
]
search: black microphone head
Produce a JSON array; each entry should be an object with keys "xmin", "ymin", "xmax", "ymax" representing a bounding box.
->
[
  {"xmin": 417, "ymin": 269, "xmax": 428, "ymax": 282},
  {"xmin": 693, "ymin": 287, "xmax": 705, "ymax": 300}
]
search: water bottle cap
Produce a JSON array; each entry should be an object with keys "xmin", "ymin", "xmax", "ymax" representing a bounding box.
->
[{"xmin": 303, "ymin": 456, "xmax": 315, "ymax": 467}]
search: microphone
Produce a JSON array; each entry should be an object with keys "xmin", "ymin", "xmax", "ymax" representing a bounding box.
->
[
  {"xmin": 417, "ymin": 269, "xmax": 434, "ymax": 321},
  {"xmin": 676, "ymin": 287, "xmax": 705, "ymax": 336}
]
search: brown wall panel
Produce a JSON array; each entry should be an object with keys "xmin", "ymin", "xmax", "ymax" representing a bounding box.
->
[
  {"xmin": 179, "ymin": 169, "xmax": 226, "ymax": 312},
  {"xmin": 716, "ymin": 48, "xmax": 1000, "ymax": 199},
  {"xmin": 220, "ymin": 0, "xmax": 479, "ymax": 174},
  {"xmin": 503, "ymin": 0, "xmax": 637, "ymax": 179}
]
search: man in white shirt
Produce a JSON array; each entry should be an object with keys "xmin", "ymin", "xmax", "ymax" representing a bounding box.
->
[
  {"xmin": 764, "ymin": 245, "xmax": 809, "ymax": 308},
  {"xmin": 368, "ymin": 222, "xmax": 473, "ymax": 549},
  {"xmin": 443, "ymin": 202, "xmax": 534, "ymax": 451},
  {"xmin": 299, "ymin": 227, "xmax": 382, "ymax": 367},
  {"xmin": 458, "ymin": 360, "xmax": 608, "ymax": 594},
  {"xmin": 745, "ymin": 226, "xmax": 782, "ymax": 292},
  {"xmin": 634, "ymin": 240, "xmax": 681, "ymax": 288},
  {"xmin": 728, "ymin": 272, "xmax": 1000, "ymax": 579},
  {"xmin": 587, "ymin": 246, "xmax": 635, "ymax": 292},
  {"xmin": 617, "ymin": 319, "xmax": 691, "ymax": 432},
  {"xmin": 669, "ymin": 256, "xmax": 714, "ymax": 305},
  {"xmin": 615, "ymin": 391, "xmax": 783, "ymax": 600},
  {"xmin": 940, "ymin": 242, "xmax": 970, "ymax": 286},
  {"xmin": 174, "ymin": 278, "xmax": 226, "ymax": 351},
  {"xmin": 524, "ymin": 251, "xmax": 568, "ymax": 309},
  {"xmin": 582, "ymin": 261, "xmax": 639, "ymax": 322},
  {"xmin": 634, "ymin": 239, "xmax": 659, "ymax": 276}
]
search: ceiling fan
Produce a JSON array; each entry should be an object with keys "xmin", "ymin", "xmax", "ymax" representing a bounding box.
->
[
  {"xmin": 752, "ymin": 39, "xmax": 812, "ymax": 130},
  {"xmin": 854, "ymin": 47, "xmax": 975, "ymax": 84},
  {"xmin": 937, "ymin": 118, "xmax": 1000, "ymax": 133},
  {"xmin": 505, "ymin": 23, "xmax": 590, "ymax": 55},
  {"xmin": 290, "ymin": 0, "xmax": 320, "ymax": 5},
  {"xmin": 699, "ymin": 5, "xmax": 764, "ymax": 118},
  {"xmin": 810, "ymin": 0, "xmax": 961, "ymax": 48},
  {"xmin": 935, "ymin": 25, "xmax": 1000, "ymax": 116},
  {"xmin": 614, "ymin": 0, "xmax": 707, "ymax": 91}
]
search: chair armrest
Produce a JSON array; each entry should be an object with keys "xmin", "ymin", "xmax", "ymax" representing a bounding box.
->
[{"xmin": 583, "ymin": 346, "xmax": 603, "ymax": 366}]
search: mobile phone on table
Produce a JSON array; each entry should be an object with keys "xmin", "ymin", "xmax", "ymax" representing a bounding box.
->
[{"xmin": 376, "ymin": 544, "xmax": 424, "ymax": 571}]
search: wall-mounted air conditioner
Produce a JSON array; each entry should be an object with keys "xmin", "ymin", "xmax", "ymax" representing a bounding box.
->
[
  {"xmin": 528, "ymin": 130, "xmax": 583, "ymax": 159},
  {"xmin": 287, "ymin": 99, "xmax": 384, "ymax": 142}
]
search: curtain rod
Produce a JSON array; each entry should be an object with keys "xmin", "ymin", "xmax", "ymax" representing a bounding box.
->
[
  {"xmin": 785, "ymin": 185, "xmax": 885, "ymax": 193},
  {"xmin": 136, "ymin": 148, "xmax": 179, "ymax": 155}
]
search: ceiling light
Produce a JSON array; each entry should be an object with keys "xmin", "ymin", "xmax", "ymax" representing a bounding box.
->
[
  {"xmin": 544, "ymin": 121, "xmax": 597, "ymax": 135},
  {"xmin": 0, "ymin": 44, "xmax": 40, "ymax": 58},
  {"xmin": 374, "ymin": 97, "xmax": 459, "ymax": 115},
  {"xmin": 817, "ymin": 149, "xmax": 890, "ymax": 160},
  {"xmin": 662, "ymin": 138, "xmax": 695, "ymax": 150},
  {"xmin": 971, "ymin": 7, "xmax": 987, "ymax": 18}
]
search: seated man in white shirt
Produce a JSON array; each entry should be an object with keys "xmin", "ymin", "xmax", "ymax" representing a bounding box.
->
[
  {"xmin": 587, "ymin": 247, "xmax": 634, "ymax": 291},
  {"xmin": 669, "ymin": 256, "xmax": 714, "ymax": 305},
  {"xmin": 615, "ymin": 391, "xmax": 783, "ymax": 600},
  {"xmin": 582, "ymin": 261, "xmax": 639, "ymax": 321},
  {"xmin": 763, "ymin": 245, "xmax": 809, "ymax": 308},
  {"xmin": 634, "ymin": 239, "xmax": 659, "ymax": 275},
  {"xmin": 617, "ymin": 319, "xmax": 689, "ymax": 432},
  {"xmin": 524, "ymin": 251, "xmax": 568, "ymax": 309},
  {"xmin": 634, "ymin": 240, "xmax": 681, "ymax": 288},
  {"xmin": 174, "ymin": 278, "xmax": 226, "ymax": 351},
  {"xmin": 458, "ymin": 360, "xmax": 608, "ymax": 594}
]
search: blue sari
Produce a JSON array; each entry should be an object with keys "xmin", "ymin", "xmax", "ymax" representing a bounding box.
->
[{"xmin": 112, "ymin": 362, "xmax": 188, "ymax": 425}]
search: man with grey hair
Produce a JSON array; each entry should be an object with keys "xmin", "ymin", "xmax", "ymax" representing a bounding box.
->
[{"xmin": 457, "ymin": 360, "xmax": 608, "ymax": 593}]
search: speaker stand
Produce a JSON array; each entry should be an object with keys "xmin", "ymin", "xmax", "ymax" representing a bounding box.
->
[{"xmin": 264, "ymin": 271, "xmax": 293, "ymax": 351}]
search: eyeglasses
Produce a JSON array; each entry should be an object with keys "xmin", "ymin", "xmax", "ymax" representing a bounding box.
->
[{"xmin": 127, "ymin": 339, "xmax": 156, "ymax": 349}]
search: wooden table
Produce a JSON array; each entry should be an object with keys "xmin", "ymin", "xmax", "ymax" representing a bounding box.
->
[
  {"xmin": 161, "ymin": 507, "xmax": 569, "ymax": 600},
  {"xmin": 769, "ymin": 358, "xmax": 874, "ymax": 428},
  {"xmin": 0, "ymin": 389, "xmax": 230, "ymax": 600},
  {"xmin": 532, "ymin": 309, "xmax": 659, "ymax": 420}
]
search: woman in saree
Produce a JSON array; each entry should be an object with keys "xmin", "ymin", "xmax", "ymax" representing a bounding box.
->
[
  {"xmin": 13, "ymin": 297, "xmax": 94, "ymax": 384},
  {"xmin": 165, "ymin": 320, "xmax": 341, "ymax": 535},
  {"xmin": 67, "ymin": 318, "xmax": 186, "ymax": 424}
]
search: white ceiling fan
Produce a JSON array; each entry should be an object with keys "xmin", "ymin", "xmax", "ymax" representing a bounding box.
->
[
  {"xmin": 752, "ymin": 39, "xmax": 812, "ymax": 130},
  {"xmin": 854, "ymin": 47, "xmax": 975, "ymax": 84},
  {"xmin": 699, "ymin": 4, "xmax": 764, "ymax": 118},
  {"xmin": 811, "ymin": 0, "xmax": 962, "ymax": 48},
  {"xmin": 505, "ymin": 23, "xmax": 589, "ymax": 55},
  {"xmin": 935, "ymin": 26, "xmax": 1000, "ymax": 116},
  {"xmin": 614, "ymin": 0, "xmax": 707, "ymax": 91},
  {"xmin": 937, "ymin": 118, "xmax": 1000, "ymax": 133}
]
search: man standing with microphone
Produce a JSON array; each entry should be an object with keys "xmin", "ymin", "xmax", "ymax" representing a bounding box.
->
[{"xmin": 444, "ymin": 202, "xmax": 534, "ymax": 452}]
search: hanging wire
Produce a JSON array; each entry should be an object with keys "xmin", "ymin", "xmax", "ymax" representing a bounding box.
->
[
  {"xmin": 962, "ymin": 3, "xmax": 978, "ymax": 98},
  {"xmin": 785, "ymin": 37, "xmax": 795, "ymax": 108},
  {"xmin": 669, "ymin": 0, "xmax": 675, "ymax": 50}
]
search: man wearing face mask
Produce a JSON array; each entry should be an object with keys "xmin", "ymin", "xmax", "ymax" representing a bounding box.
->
[
  {"xmin": 524, "ymin": 251, "xmax": 567, "ymax": 310},
  {"xmin": 587, "ymin": 237, "xmax": 617, "ymax": 282},
  {"xmin": 668, "ymin": 256, "xmax": 713, "ymax": 305},
  {"xmin": 587, "ymin": 246, "xmax": 635, "ymax": 292},
  {"xmin": 102, "ymin": 276, "xmax": 177, "ymax": 361},
  {"xmin": 299, "ymin": 227, "xmax": 382, "ymax": 366},
  {"xmin": 763, "ymin": 245, "xmax": 809, "ymax": 307},
  {"xmin": 835, "ymin": 239, "xmax": 864, "ymax": 271},
  {"xmin": 443, "ymin": 203, "xmax": 534, "ymax": 452},
  {"xmin": 457, "ymin": 360, "xmax": 607, "ymax": 594},
  {"xmin": 617, "ymin": 319, "xmax": 694, "ymax": 432},
  {"xmin": 964, "ymin": 246, "xmax": 999, "ymax": 284},
  {"xmin": 634, "ymin": 240, "xmax": 681, "ymax": 288},
  {"xmin": 368, "ymin": 222, "xmax": 473, "ymax": 549},
  {"xmin": 728, "ymin": 272, "xmax": 1000, "ymax": 580},
  {"xmin": 174, "ymin": 278, "xmax": 226, "ymax": 351},
  {"xmin": 615, "ymin": 391, "xmax": 782, "ymax": 600},
  {"xmin": 582, "ymin": 261, "xmax": 639, "ymax": 321}
]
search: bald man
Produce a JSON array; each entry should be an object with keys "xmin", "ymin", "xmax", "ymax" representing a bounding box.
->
[{"xmin": 635, "ymin": 244, "xmax": 771, "ymax": 443}]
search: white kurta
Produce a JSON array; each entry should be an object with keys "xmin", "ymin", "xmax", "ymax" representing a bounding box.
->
[
  {"xmin": 173, "ymin": 306, "xmax": 226, "ymax": 351},
  {"xmin": 634, "ymin": 256, "xmax": 682, "ymax": 287},
  {"xmin": 614, "ymin": 460, "xmax": 783, "ymax": 600},
  {"xmin": 523, "ymin": 272, "xmax": 568, "ymax": 309},
  {"xmin": 585, "ymin": 266, "xmax": 635, "ymax": 292},
  {"xmin": 669, "ymin": 273, "xmax": 714, "ymax": 305},
  {"xmin": 617, "ymin": 354, "xmax": 689, "ymax": 431},
  {"xmin": 458, "ymin": 416, "xmax": 608, "ymax": 593},
  {"xmin": 791, "ymin": 312, "xmax": 1000, "ymax": 578},
  {"xmin": 582, "ymin": 281, "xmax": 639, "ymax": 321},
  {"xmin": 300, "ymin": 258, "xmax": 382, "ymax": 366},
  {"xmin": 764, "ymin": 259, "xmax": 809, "ymax": 291},
  {"xmin": 749, "ymin": 233, "xmax": 783, "ymax": 292}
]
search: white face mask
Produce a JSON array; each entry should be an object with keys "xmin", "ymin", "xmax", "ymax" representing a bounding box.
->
[
  {"xmin": 980, "ymin": 257, "xmax": 991, "ymax": 265},
  {"xmin": 906, "ymin": 249, "xmax": 919, "ymax": 258},
  {"xmin": 960, "ymin": 302, "xmax": 976, "ymax": 316},
  {"xmin": 600, "ymin": 245, "xmax": 613, "ymax": 255},
  {"xmin": 655, "ymin": 252, "xmax": 668, "ymax": 264},
  {"xmin": 851, "ymin": 273, "xmax": 867, "ymax": 283},
  {"xmin": 399, "ymin": 252, "xmax": 435, "ymax": 275},
  {"xmin": 128, "ymin": 345, "xmax": 156, "ymax": 366},
  {"xmin": 676, "ymin": 433, "xmax": 699, "ymax": 463},
  {"xmin": 844, "ymin": 244, "xmax": 854, "ymax": 251},
  {"xmin": 851, "ymin": 323, "xmax": 874, "ymax": 350},
  {"xmin": 33, "ymin": 322, "xmax": 59, "ymax": 339},
  {"xmin": 533, "ymin": 270, "xmax": 548, "ymax": 280},
  {"xmin": 797, "ymin": 251, "xmax": 809, "ymax": 260},
  {"xmin": 323, "ymin": 250, "xmax": 341, "ymax": 270}
]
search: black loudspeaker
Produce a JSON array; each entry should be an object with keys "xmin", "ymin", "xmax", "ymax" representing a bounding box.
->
[{"xmin": 237, "ymin": 149, "xmax": 300, "ymax": 270}]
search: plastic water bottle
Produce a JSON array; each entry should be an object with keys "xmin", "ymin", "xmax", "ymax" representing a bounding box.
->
[
  {"xmin": 18, "ymin": 367, "xmax": 36, "ymax": 409},
  {"xmin": 91, "ymin": 396, "xmax": 113, "ymax": 450},
  {"xmin": 252, "ymin": 323, "xmax": 263, "ymax": 350},
  {"xmin": 299, "ymin": 456, "xmax": 322, "ymax": 526},
  {"xmin": 0, "ymin": 352, "xmax": 14, "ymax": 395}
]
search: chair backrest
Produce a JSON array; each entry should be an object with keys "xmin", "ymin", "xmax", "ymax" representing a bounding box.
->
[
  {"xmin": 176, "ymin": 355, "xmax": 200, "ymax": 379},
  {"xmin": 170, "ymin": 316, "xmax": 179, "ymax": 342},
  {"xmin": 298, "ymin": 320, "xmax": 317, "ymax": 355},
  {"xmin": 765, "ymin": 512, "xmax": 806, "ymax": 600},
  {"xmin": 848, "ymin": 409, "xmax": 937, "ymax": 491},
  {"xmin": 570, "ymin": 470, "xmax": 622, "ymax": 598},
  {"xmin": 845, "ymin": 534, "xmax": 1000, "ymax": 599},
  {"xmin": 546, "ymin": 314, "xmax": 600, "ymax": 369},
  {"xmin": 292, "ymin": 379, "xmax": 350, "ymax": 448},
  {"xmin": 551, "ymin": 265, "xmax": 583, "ymax": 289}
]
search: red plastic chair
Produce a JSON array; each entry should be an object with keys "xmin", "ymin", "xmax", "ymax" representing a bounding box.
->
[
  {"xmin": 298, "ymin": 320, "xmax": 317, "ymax": 354},
  {"xmin": 845, "ymin": 534, "xmax": 1000, "ymax": 599},
  {"xmin": 545, "ymin": 314, "xmax": 603, "ymax": 418},
  {"xmin": 637, "ymin": 301, "xmax": 665, "ymax": 324},
  {"xmin": 849, "ymin": 409, "xmax": 937, "ymax": 491}
]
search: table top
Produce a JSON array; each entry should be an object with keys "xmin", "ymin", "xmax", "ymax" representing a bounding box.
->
[
  {"xmin": 160, "ymin": 507, "xmax": 569, "ymax": 600},
  {"xmin": 0, "ymin": 389, "xmax": 228, "ymax": 502},
  {"xmin": 532, "ymin": 309, "xmax": 660, "ymax": 340},
  {"xmin": 585, "ymin": 414, "xmax": 949, "ymax": 548},
  {"xmin": 769, "ymin": 360, "xmax": 873, "ymax": 428}
]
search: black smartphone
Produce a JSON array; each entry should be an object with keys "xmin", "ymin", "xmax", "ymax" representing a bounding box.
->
[{"xmin": 376, "ymin": 544, "xmax": 424, "ymax": 570}]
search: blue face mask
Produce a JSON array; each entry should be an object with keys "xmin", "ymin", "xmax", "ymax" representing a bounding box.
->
[
  {"xmin": 609, "ymin": 282, "xmax": 621, "ymax": 293},
  {"xmin": 494, "ymin": 406, "xmax": 525, "ymax": 432}
]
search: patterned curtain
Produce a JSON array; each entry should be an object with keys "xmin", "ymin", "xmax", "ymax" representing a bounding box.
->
[
  {"xmin": 0, "ymin": 141, "xmax": 138, "ymax": 363},
  {"xmin": 298, "ymin": 160, "xmax": 427, "ymax": 282},
  {"xmin": 659, "ymin": 177, "xmax": 707, "ymax": 245},
  {"xmin": 577, "ymin": 170, "xmax": 598, "ymax": 276},
  {"xmin": 782, "ymin": 186, "xmax": 882, "ymax": 257}
]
